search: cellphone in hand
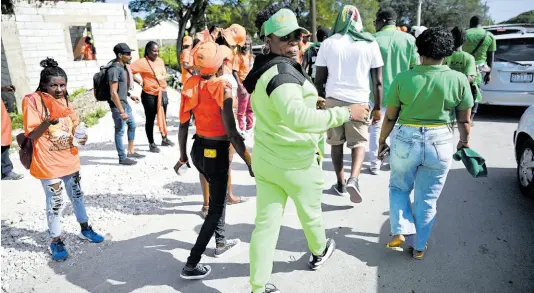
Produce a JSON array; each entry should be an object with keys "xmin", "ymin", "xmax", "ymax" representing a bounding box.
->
[{"xmin": 379, "ymin": 146, "xmax": 390, "ymax": 158}]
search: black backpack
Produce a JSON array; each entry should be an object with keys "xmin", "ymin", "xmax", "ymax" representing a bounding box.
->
[{"xmin": 93, "ymin": 62, "xmax": 116, "ymax": 102}]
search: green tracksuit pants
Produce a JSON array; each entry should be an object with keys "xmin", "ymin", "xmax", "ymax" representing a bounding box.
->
[{"xmin": 249, "ymin": 153, "xmax": 327, "ymax": 293}]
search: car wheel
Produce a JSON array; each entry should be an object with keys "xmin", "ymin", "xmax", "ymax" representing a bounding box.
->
[{"xmin": 517, "ymin": 138, "xmax": 534, "ymax": 198}]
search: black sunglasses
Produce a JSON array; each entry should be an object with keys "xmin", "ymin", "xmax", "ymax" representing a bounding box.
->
[{"xmin": 279, "ymin": 31, "xmax": 302, "ymax": 42}]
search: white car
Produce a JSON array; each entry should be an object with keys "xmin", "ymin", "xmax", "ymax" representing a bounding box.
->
[
  {"xmin": 514, "ymin": 105, "xmax": 534, "ymax": 197},
  {"xmin": 480, "ymin": 33, "xmax": 534, "ymax": 106}
]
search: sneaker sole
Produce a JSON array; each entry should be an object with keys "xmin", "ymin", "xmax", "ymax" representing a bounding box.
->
[
  {"xmin": 331, "ymin": 184, "xmax": 349, "ymax": 197},
  {"xmin": 309, "ymin": 239, "xmax": 336, "ymax": 271},
  {"xmin": 214, "ymin": 239, "xmax": 241, "ymax": 258},
  {"xmin": 347, "ymin": 185, "xmax": 363, "ymax": 203},
  {"xmin": 78, "ymin": 232, "xmax": 104, "ymax": 243},
  {"xmin": 179, "ymin": 266, "xmax": 212, "ymax": 280}
]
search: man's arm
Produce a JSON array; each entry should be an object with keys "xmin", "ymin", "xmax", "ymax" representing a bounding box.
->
[
  {"xmin": 371, "ymin": 67, "xmax": 383, "ymax": 108},
  {"xmin": 178, "ymin": 120, "xmax": 189, "ymax": 163},
  {"xmin": 110, "ymin": 82, "xmax": 125, "ymax": 114},
  {"xmin": 314, "ymin": 66, "xmax": 327, "ymax": 98},
  {"xmin": 484, "ymin": 51, "xmax": 495, "ymax": 84}
]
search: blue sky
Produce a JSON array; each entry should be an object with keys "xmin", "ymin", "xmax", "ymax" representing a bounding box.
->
[{"xmin": 108, "ymin": 0, "xmax": 534, "ymax": 23}]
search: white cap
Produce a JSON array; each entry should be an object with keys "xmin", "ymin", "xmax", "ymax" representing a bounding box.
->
[{"xmin": 412, "ymin": 26, "xmax": 428, "ymax": 38}]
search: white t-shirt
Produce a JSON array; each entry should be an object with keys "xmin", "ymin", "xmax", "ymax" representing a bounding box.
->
[{"xmin": 315, "ymin": 34, "xmax": 384, "ymax": 104}]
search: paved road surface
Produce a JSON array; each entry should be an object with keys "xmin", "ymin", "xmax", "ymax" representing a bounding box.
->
[{"xmin": 2, "ymin": 102, "xmax": 534, "ymax": 293}]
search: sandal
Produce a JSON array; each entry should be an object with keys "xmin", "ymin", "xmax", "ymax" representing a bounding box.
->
[
  {"xmin": 227, "ymin": 196, "xmax": 248, "ymax": 205},
  {"xmin": 385, "ymin": 235, "xmax": 406, "ymax": 251},
  {"xmin": 200, "ymin": 206, "xmax": 209, "ymax": 219},
  {"xmin": 412, "ymin": 244, "xmax": 428, "ymax": 260}
]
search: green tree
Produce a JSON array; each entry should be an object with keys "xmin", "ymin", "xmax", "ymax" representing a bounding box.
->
[
  {"xmin": 134, "ymin": 16, "xmax": 145, "ymax": 30},
  {"xmin": 501, "ymin": 10, "xmax": 534, "ymax": 24},
  {"xmin": 129, "ymin": 0, "xmax": 209, "ymax": 70},
  {"xmin": 315, "ymin": 0, "xmax": 380, "ymax": 33}
]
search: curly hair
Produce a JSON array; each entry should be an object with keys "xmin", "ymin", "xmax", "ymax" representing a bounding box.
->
[
  {"xmin": 451, "ymin": 26, "xmax": 466, "ymax": 49},
  {"xmin": 415, "ymin": 27, "xmax": 454, "ymax": 60},
  {"xmin": 37, "ymin": 57, "xmax": 68, "ymax": 91},
  {"xmin": 254, "ymin": 2, "xmax": 285, "ymax": 36}
]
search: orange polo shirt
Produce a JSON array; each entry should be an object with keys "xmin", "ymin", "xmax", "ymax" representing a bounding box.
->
[{"xmin": 233, "ymin": 52, "xmax": 253, "ymax": 83}]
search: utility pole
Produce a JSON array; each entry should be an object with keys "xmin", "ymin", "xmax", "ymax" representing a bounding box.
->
[
  {"xmin": 416, "ymin": 0, "xmax": 423, "ymax": 26},
  {"xmin": 310, "ymin": 0, "xmax": 317, "ymax": 42}
]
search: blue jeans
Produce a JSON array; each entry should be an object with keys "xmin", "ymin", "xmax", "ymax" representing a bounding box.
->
[
  {"xmin": 41, "ymin": 172, "xmax": 88, "ymax": 238},
  {"xmin": 388, "ymin": 125, "xmax": 453, "ymax": 251},
  {"xmin": 111, "ymin": 104, "xmax": 136, "ymax": 160}
]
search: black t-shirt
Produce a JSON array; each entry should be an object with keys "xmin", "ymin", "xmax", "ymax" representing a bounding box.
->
[
  {"xmin": 302, "ymin": 44, "xmax": 320, "ymax": 81},
  {"xmin": 107, "ymin": 62, "xmax": 128, "ymax": 108}
]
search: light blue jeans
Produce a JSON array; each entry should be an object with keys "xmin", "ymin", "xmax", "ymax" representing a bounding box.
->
[
  {"xmin": 41, "ymin": 171, "xmax": 88, "ymax": 238},
  {"xmin": 111, "ymin": 103, "xmax": 136, "ymax": 160},
  {"xmin": 388, "ymin": 125, "xmax": 453, "ymax": 251}
]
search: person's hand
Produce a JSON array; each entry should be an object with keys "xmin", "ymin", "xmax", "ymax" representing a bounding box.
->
[
  {"xmin": 174, "ymin": 158, "xmax": 191, "ymax": 174},
  {"xmin": 371, "ymin": 108, "xmax": 382, "ymax": 125},
  {"xmin": 130, "ymin": 96, "xmax": 140, "ymax": 104},
  {"xmin": 484, "ymin": 73, "xmax": 491, "ymax": 85},
  {"xmin": 316, "ymin": 97, "xmax": 326, "ymax": 110},
  {"xmin": 349, "ymin": 104, "xmax": 370, "ymax": 122},
  {"xmin": 77, "ymin": 134, "xmax": 88, "ymax": 146},
  {"xmin": 238, "ymin": 85, "xmax": 248, "ymax": 99},
  {"xmin": 457, "ymin": 140, "xmax": 470, "ymax": 150},
  {"xmin": 1, "ymin": 85, "xmax": 15, "ymax": 92},
  {"xmin": 120, "ymin": 112, "xmax": 129, "ymax": 120},
  {"xmin": 378, "ymin": 142, "xmax": 390, "ymax": 160}
]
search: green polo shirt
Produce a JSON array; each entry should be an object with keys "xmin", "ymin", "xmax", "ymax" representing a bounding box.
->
[
  {"xmin": 387, "ymin": 65, "xmax": 474, "ymax": 125},
  {"xmin": 373, "ymin": 25, "xmax": 418, "ymax": 106},
  {"xmin": 445, "ymin": 50, "xmax": 481, "ymax": 101},
  {"xmin": 464, "ymin": 27, "xmax": 497, "ymax": 86}
]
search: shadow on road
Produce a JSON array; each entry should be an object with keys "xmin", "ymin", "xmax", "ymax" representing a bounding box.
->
[{"xmin": 474, "ymin": 105, "xmax": 528, "ymax": 124}]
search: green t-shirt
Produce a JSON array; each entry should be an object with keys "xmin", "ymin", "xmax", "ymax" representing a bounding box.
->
[
  {"xmin": 464, "ymin": 28, "xmax": 497, "ymax": 63},
  {"xmin": 387, "ymin": 65, "xmax": 474, "ymax": 125},
  {"xmin": 252, "ymin": 63, "xmax": 349, "ymax": 169},
  {"xmin": 373, "ymin": 25, "xmax": 418, "ymax": 105},
  {"xmin": 445, "ymin": 50, "xmax": 481, "ymax": 101}
]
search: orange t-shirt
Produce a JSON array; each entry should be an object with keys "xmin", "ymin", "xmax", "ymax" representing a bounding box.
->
[
  {"xmin": 83, "ymin": 44, "xmax": 95, "ymax": 60},
  {"xmin": 1, "ymin": 102, "xmax": 12, "ymax": 146},
  {"xmin": 233, "ymin": 52, "xmax": 253, "ymax": 83},
  {"xmin": 180, "ymin": 48, "xmax": 193, "ymax": 84},
  {"xmin": 23, "ymin": 92, "xmax": 80, "ymax": 180},
  {"xmin": 223, "ymin": 52, "xmax": 237, "ymax": 75},
  {"xmin": 180, "ymin": 76, "xmax": 231, "ymax": 137},
  {"xmin": 130, "ymin": 57, "xmax": 167, "ymax": 96}
]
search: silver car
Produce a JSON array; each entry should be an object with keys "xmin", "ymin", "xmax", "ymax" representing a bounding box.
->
[
  {"xmin": 480, "ymin": 33, "xmax": 534, "ymax": 106},
  {"xmin": 514, "ymin": 105, "xmax": 534, "ymax": 197}
]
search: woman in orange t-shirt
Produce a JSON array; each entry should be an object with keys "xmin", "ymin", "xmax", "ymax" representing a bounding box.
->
[
  {"xmin": 82, "ymin": 37, "xmax": 96, "ymax": 61},
  {"xmin": 130, "ymin": 41, "xmax": 172, "ymax": 153},
  {"xmin": 175, "ymin": 40, "xmax": 253, "ymax": 280},
  {"xmin": 22, "ymin": 58, "xmax": 104, "ymax": 261}
]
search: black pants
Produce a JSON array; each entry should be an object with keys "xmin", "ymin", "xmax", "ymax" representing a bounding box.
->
[
  {"xmin": 186, "ymin": 136, "xmax": 230, "ymax": 267},
  {"xmin": 141, "ymin": 91, "xmax": 168, "ymax": 144}
]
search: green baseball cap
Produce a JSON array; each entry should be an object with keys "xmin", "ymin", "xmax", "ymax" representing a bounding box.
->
[{"xmin": 262, "ymin": 8, "xmax": 310, "ymax": 37}]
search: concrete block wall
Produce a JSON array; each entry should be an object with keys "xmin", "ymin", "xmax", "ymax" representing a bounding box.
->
[{"xmin": 1, "ymin": 1, "xmax": 139, "ymax": 110}]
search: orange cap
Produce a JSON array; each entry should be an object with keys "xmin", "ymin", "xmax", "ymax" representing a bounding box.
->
[
  {"xmin": 222, "ymin": 24, "xmax": 246, "ymax": 47},
  {"xmin": 183, "ymin": 36, "xmax": 193, "ymax": 46},
  {"xmin": 192, "ymin": 40, "xmax": 233, "ymax": 76}
]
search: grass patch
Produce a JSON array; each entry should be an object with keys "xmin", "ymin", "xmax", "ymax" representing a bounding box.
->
[
  {"xmin": 9, "ymin": 113, "xmax": 23, "ymax": 130},
  {"xmin": 69, "ymin": 88, "xmax": 86, "ymax": 102},
  {"xmin": 81, "ymin": 107, "xmax": 107, "ymax": 128},
  {"xmin": 139, "ymin": 45, "xmax": 179, "ymax": 70}
]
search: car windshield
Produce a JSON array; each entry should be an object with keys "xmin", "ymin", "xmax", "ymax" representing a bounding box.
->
[
  {"xmin": 490, "ymin": 29, "xmax": 523, "ymax": 35},
  {"xmin": 495, "ymin": 37, "xmax": 534, "ymax": 62}
]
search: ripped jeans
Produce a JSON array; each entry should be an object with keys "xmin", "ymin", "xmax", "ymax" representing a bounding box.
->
[{"xmin": 40, "ymin": 171, "xmax": 88, "ymax": 238}]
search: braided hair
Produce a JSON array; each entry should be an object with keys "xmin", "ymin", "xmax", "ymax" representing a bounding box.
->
[{"xmin": 37, "ymin": 57, "xmax": 69, "ymax": 102}]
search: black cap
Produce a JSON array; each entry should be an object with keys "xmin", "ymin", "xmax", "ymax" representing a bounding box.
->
[{"xmin": 113, "ymin": 43, "xmax": 135, "ymax": 54}]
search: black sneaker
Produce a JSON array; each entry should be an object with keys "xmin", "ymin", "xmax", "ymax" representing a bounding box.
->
[
  {"xmin": 346, "ymin": 177, "xmax": 362, "ymax": 203},
  {"xmin": 214, "ymin": 239, "xmax": 241, "ymax": 258},
  {"xmin": 180, "ymin": 264, "xmax": 211, "ymax": 280},
  {"xmin": 119, "ymin": 158, "xmax": 137, "ymax": 165},
  {"xmin": 251, "ymin": 284, "xmax": 280, "ymax": 293},
  {"xmin": 149, "ymin": 143, "xmax": 160, "ymax": 153},
  {"xmin": 127, "ymin": 152, "xmax": 145, "ymax": 159},
  {"xmin": 308, "ymin": 238, "xmax": 336, "ymax": 271},
  {"xmin": 161, "ymin": 137, "xmax": 175, "ymax": 147},
  {"xmin": 331, "ymin": 183, "xmax": 348, "ymax": 197}
]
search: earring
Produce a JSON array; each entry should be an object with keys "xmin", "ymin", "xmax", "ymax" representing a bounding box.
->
[{"xmin": 262, "ymin": 45, "xmax": 271, "ymax": 55}]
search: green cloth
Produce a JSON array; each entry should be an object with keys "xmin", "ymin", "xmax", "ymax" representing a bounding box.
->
[
  {"xmin": 372, "ymin": 25, "xmax": 418, "ymax": 106},
  {"xmin": 330, "ymin": 5, "xmax": 374, "ymax": 42},
  {"xmin": 261, "ymin": 8, "xmax": 310, "ymax": 38},
  {"xmin": 251, "ymin": 63, "xmax": 348, "ymax": 169},
  {"xmin": 453, "ymin": 148, "xmax": 488, "ymax": 178},
  {"xmin": 445, "ymin": 50, "xmax": 481, "ymax": 102},
  {"xmin": 463, "ymin": 27, "xmax": 497, "ymax": 85},
  {"xmin": 387, "ymin": 65, "xmax": 474, "ymax": 125}
]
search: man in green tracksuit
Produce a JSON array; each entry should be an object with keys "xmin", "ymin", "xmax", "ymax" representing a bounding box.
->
[{"xmin": 243, "ymin": 6, "xmax": 370, "ymax": 293}]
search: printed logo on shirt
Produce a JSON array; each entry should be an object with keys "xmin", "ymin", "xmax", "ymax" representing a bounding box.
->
[
  {"xmin": 204, "ymin": 149, "xmax": 217, "ymax": 158},
  {"xmin": 46, "ymin": 117, "xmax": 75, "ymax": 152}
]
